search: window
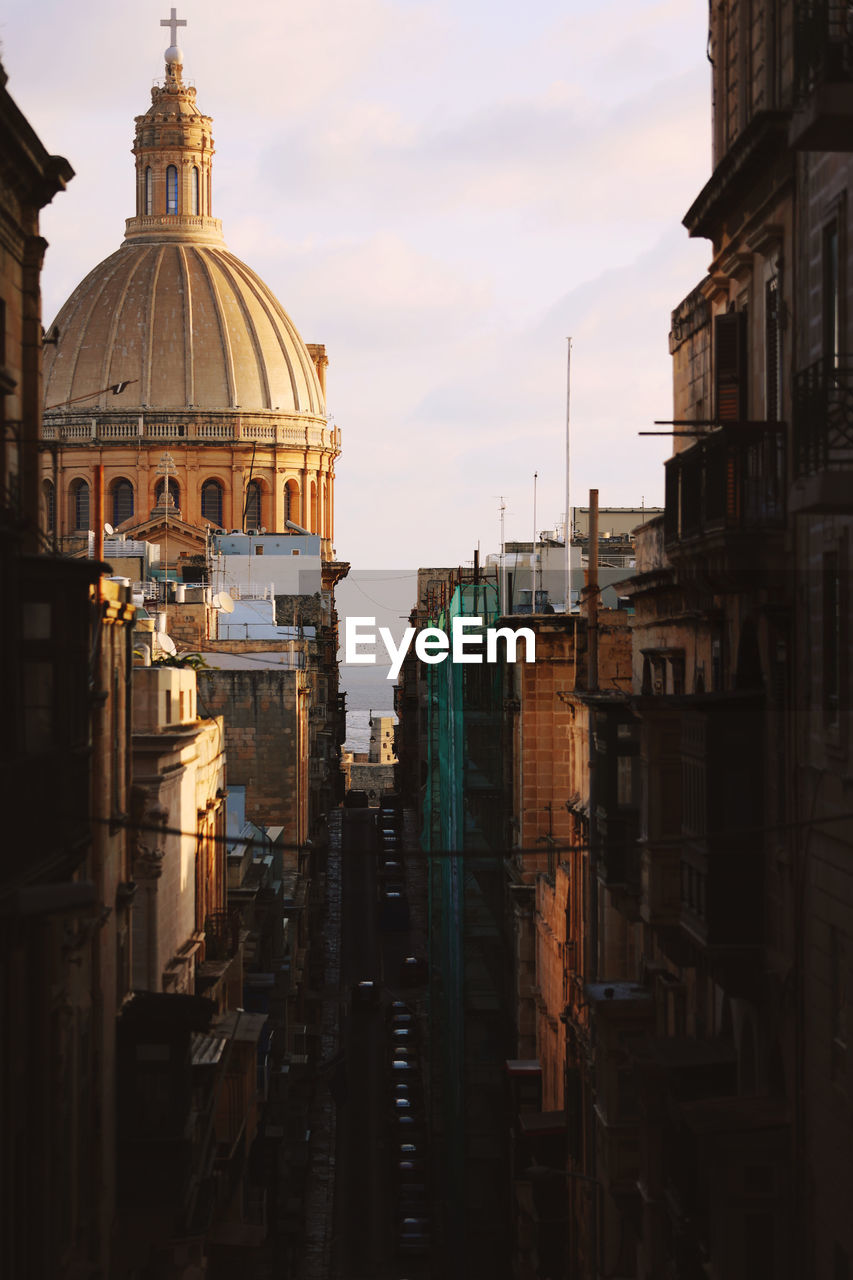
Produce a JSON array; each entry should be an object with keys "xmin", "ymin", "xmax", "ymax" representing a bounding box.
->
[
  {"xmin": 616, "ymin": 755, "xmax": 636, "ymax": 808},
  {"xmin": 824, "ymin": 550, "xmax": 842, "ymax": 725},
  {"xmin": 154, "ymin": 477, "xmax": 180, "ymax": 511},
  {"xmin": 765, "ymin": 276, "xmax": 781, "ymax": 422},
  {"xmin": 200, "ymin": 479, "xmax": 223, "ymax": 525},
  {"xmin": 191, "ymin": 165, "xmax": 200, "ymax": 215},
  {"xmin": 144, "ymin": 166, "xmax": 153, "ymax": 215},
  {"xmin": 244, "ymin": 480, "xmax": 261, "ymax": 530},
  {"xmin": 111, "ymin": 477, "xmax": 134, "ymax": 526},
  {"xmin": 715, "ymin": 310, "xmax": 747, "ymax": 421},
  {"xmin": 284, "ymin": 479, "xmax": 299, "ymax": 524},
  {"xmin": 70, "ymin": 478, "xmax": 90, "ymax": 530},
  {"xmin": 43, "ymin": 479, "xmax": 55, "ymax": 533},
  {"xmin": 824, "ymin": 220, "xmax": 841, "ymax": 364},
  {"xmin": 166, "ymin": 164, "xmax": 178, "ymax": 215},
  {"xmin": 23, "ymin": 661, "xmax": 53, "ymax": 754}
]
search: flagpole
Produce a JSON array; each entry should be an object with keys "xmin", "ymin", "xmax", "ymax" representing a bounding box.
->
[{"xmin": 565, "ymin": 336, "xmax": 572, "ymax": 612}]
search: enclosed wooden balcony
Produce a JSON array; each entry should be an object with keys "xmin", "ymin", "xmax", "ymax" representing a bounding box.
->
[{"xmin": 678, "ymin": 693, "xmax": 765, "ymax": 968}]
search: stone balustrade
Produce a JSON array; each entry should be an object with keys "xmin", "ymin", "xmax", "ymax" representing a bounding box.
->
[{"xmin": 41, "ymin": 416, "xmax": 341, "ymax": 451}]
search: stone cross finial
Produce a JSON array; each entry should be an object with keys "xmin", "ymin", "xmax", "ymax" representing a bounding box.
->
[{"xmin": 160, "ymin": 8, "xmax": 187, "ymax": 45}]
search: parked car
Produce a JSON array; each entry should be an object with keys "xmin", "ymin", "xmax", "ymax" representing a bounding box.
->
[
  {"xmin": 400, "ymin": 954, "xmax": 428, "ymax": 987},
  {"xmin": 344, "ymin": 789, "xmax": 369, "ymax": 808}
]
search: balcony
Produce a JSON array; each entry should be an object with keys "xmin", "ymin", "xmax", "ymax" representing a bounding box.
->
[
  {"xmin": 678, "ymin": 694, "xmax": 764, "ymax": 967},
  {"xmin": 791, "ymin": 3, "xmax": 853, "ymax": 150},
  {"xmin": 663, "ymin": 423, "xmax": 786, "ymax": 581},
  {"xmin": 791, "ymin": 355, "xmax": 853, "ymax": 509}
]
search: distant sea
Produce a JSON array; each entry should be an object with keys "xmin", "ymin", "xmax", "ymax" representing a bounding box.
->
[{"xmin": 339, "ymin": 664, "xmax": 397, "ymax": 754}]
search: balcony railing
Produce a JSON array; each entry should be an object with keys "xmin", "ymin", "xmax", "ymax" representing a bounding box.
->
[
  {"xmin": 794, "ymin": 2, "xmax": 853, "ymax": 101},
  {"xmin": 664, "ymin": 423, "xmax": 786, "ymax": 549},
  {"xmin": 793, "ymin": 354, "xmax": 853, "ymax": 475}
]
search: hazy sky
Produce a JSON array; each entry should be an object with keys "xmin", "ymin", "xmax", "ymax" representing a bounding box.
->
[{"xmin": 4, "ymin": 0, "xmax": 712, "ymax": 569}]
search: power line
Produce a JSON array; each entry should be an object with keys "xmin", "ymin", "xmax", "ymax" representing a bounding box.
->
[{"xmin": 58, "ymin": 806, "xmax": 853, "ymax": 859}]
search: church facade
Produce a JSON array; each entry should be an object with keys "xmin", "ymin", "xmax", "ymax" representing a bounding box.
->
[{"xmin": 40, "ymin": 29, "xmax": 340, "ymax": 567}]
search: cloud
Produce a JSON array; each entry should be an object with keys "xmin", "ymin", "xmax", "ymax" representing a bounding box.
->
[{"xmin": 3, "ymin": 0, "xmax": 714, "ymax": 568}]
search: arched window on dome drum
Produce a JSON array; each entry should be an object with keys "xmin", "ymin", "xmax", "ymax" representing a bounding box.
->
[
  {"xmin": 191, "ymin": 166, "xmax": 200, "ymax": 216},
  {"xmin": 154, "ymin": 477, "xmax": 180, "ymax": 511},
  {"xmin": 144, "ymin": 166, "xmax": 153, "ymax": 215},
  {"xmin": 166, "ymin": 165, "xmax": 179, "ymax": 215},
  {"xmin": 201, "ymin": 479, "xmax": 223, "ymax": 526},
  {"xmin": 310, "ymin": 481, "xmax": 318, "ymax": 533},
  {"xmin": 111, "ymin": 478, "xmax": 134, "ymax": 527},
  {"xmin": 244, "ymin": 480, "xmax": 262, "ymax": 531},
  {"xmin": 43, "ymin": 480, "xmax": 55, "ymax": 534},
  {"xmin": 71, "ymin": 478, "xmax": 90, "ymax": 531}
]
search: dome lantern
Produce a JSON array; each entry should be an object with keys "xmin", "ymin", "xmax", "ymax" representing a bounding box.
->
[{"xmin": 125, "ymin": 9, "xmax": 222, "ymax": 246}]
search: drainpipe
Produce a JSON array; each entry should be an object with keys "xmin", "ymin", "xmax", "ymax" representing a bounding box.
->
[{"xmin": 94, "ymin": 463, "xmax": 104, "ymax": 580}]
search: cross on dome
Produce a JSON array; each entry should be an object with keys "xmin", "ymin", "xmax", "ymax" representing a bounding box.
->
[{"xmin": 160, "ymin": 8, "xmax": 187, "ymax": 47}]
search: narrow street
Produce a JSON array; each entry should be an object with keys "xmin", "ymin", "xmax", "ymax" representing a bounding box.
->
[{"xmin": 332, "ymin": 804, "xmax": 432, "ymax": 1280}]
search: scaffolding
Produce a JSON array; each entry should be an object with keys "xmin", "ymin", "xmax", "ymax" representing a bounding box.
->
[{"xmin": 422, "ymin": 577, "xmax": 512, "ymax": 1278}]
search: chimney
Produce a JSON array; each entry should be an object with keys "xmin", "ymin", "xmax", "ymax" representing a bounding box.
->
[{"xmin": 586, "ymin": 488, "xmax": 599, "ymax": 692}]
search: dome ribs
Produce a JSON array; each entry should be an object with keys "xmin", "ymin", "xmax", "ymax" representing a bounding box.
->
[
  {"xmin": 49, "ymin": 249, "xmax": 125, "ymax": 411},
  {"xmin": 192, "ymin": 246, "xmax": 237, "ymax": 408},
  {"xmin": 176, "ymin": 245, "xmax": 195, "ymax": 406},
  {"xmin": 208, "ymin": 249, "xmax": 272, "ymax": 411},
  {"xmin": 143, "ymin": 246, "xmax": 167, "ymax": 406},
  {"xmin": 43, "ymin": 245, "xmax": 327, "ymax": 418},
  {"xmin": 99, "ymin": 246, "xmax": 148, "ymax": 409},
  {"xmin": 221, "ymin": 253, "xmax": 317, "ymax": 416}
]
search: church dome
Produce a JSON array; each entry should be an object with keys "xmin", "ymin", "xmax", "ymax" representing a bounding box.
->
[
  {"xmin": 43, "ymin": 241, "xmax": 325, "ymax": 415},
  {"xmin": 43, "ymin": 30, "xmax": 325, "ymax": 419}
]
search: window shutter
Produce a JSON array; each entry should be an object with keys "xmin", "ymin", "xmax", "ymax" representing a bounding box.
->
[{"xmin": 715, "ymin": 311, "xmax": 747, "ymax": 421}]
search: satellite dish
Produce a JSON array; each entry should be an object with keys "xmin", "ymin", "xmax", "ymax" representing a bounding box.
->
[
  {"xmin": 158, "ymin": 633, "xmax": 177, "ymax": 655},
  {"xmin": 213, "ymin": 592, "xmax": 235, "ymax": 614},
  {"xmin": 104, "ymin": 522, "xmax": 115, "ymax": 535}
]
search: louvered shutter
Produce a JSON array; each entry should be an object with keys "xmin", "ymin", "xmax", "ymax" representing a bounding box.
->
[{"xmin": 715, "ymin": 311, "xmax": 747, "ymax": 421}]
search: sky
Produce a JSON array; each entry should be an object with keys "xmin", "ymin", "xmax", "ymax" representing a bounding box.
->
[{"xmin": 3, "ymin": 0, "xmax": 712, "ymax": 570}]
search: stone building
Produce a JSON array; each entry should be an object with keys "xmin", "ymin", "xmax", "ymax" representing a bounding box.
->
[
  {"xmin": 130, "ymin": 665, "xmax": 226, "ymax": 994},
  {"xmin": 368, "ymin": 713, "xmax": 396, "ymax": 764},
  {"xmin": 562, "ymin": 5, "xmax": 853, "ymax": 1278},
  {"xmin": 39, "ymin": 29, "xmax": 340, "ymax": 565},
  {"xmin": 0, "ymin": 57, "xmax": 140, "ymax": 1280}
]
